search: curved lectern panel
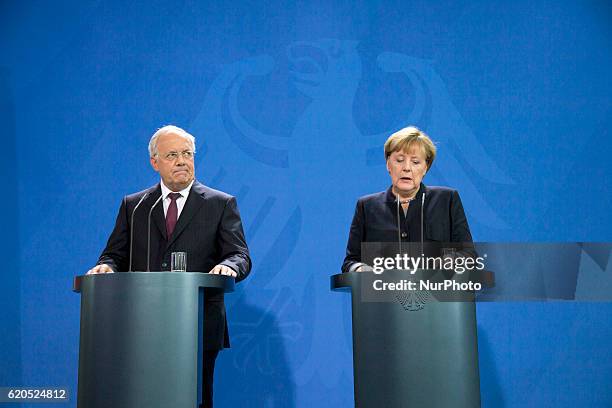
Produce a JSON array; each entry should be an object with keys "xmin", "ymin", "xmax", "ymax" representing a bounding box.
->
[{"xmin": 74, "ymin": 272, "xmax": 234, "ymax": 408}]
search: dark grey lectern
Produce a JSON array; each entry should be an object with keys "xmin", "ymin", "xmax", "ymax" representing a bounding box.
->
[
  {"xmin": 332, "ymin": 270, "xmax": 493, "ymax": 408},
  {"xmin": 73, "ymin": 272, "xmax": 234, "ymax": 408}
]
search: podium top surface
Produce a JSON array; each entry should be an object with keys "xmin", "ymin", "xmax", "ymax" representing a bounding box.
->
[{"xmin": 73, "ymin": 271, "xmax": 235, "ymax": 293}]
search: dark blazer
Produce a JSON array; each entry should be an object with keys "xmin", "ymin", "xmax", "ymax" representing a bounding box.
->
[
  {"xmin": 342, "ymin": 183, "xmax": 474, "ymax": 273},
  {"xmin": 97, "ymin": 180, "xmax": 251, "ymax": 349}
]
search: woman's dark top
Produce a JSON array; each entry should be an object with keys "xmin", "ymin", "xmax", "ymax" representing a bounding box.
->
[{"xmin": 342, "ymin": 183, "xmax": 474, "ymax": 273}]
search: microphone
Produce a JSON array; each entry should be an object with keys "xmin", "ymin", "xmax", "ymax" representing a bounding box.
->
[
  {"xmin": 147, "ymin": 194, "xmax": 164, "ymax": 272},
  {"xmin": 396, "ymin": 194, "xmax": 402, "ymax": 255},
  {"xmin": 128, "ymin": 192, "xmax": 150, "ymax": 272},
  {"xmin": 395, "ymin": 192, "xmax": 418, "ymax": 256},
  {"xmin": 420, "ymin": 192, "xmax": 426, "ymax": 256},
  {"xmin": 394, "ymin": 190, "xmax": 426, "ymax": 259}
]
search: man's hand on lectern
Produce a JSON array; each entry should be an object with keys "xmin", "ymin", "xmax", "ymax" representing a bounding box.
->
[
  {"xmin": 87, "ymin": 264, "xmax": 114, "ymax": 275},
  {"xmin": 209, "ymin": 264, "xmax": 237, "ymax": 278}
]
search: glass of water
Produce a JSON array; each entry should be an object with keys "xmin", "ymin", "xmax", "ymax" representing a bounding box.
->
[
  {"xmin": 171, "ymin": 252, "xmax": 187, "ymax": 272},
  {"xmin": 442, "ymin": 247, "xmax": 456, "ymax": 261}
]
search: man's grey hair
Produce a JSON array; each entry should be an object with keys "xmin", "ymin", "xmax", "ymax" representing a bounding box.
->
[{"xmin": 148, "ymin": 125, "xmax": 196, "ymax": 158}]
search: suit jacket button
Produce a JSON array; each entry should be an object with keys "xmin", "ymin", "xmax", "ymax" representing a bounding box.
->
[
  {"xmin": 401, "ymin": 232, "xmax": 407, "ymax": 238},
  {"xmin": 162, "ymin": 262, "xmax": 168, "ymax": 268}
]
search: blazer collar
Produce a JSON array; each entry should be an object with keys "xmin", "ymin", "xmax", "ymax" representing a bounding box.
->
[
  {"xmin": 165, "ymin": 180, "xmax": 207, "ymax": 247},
  {"xmin": 143, "ymin": 180, "xmax": 207, "ymax": 244},
  {"xmin": 143, "ymin": 184, "xmax": 166, "ymax": 240},
  {"xmin": 385, "ymin": 183, "xmax": 427, "ymax": 203}
]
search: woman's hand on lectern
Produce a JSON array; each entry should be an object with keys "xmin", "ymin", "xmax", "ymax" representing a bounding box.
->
[{"xmin": 86, "ymin": 264, "xmax": 114, "ymax": 275}]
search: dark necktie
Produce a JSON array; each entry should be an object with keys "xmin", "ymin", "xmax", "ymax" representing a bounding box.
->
[{"xmin": 165, "ymin": 192, "xmax": 181, "ymax": 238}]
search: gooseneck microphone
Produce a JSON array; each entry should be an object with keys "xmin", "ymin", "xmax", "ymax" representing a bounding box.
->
[
  {"xmin": 147, "ymin": 194, "xmax": 164, "ymax": 272},
  {"xmin": 420, "ymin": 192, "xmax": 426, "ymax": 256},
  {"xmin": 396, "ymin": 195, "xmax": 402, "ymax": 255},
  {"xmin": 395, "ymin": 191, "xmax": 427, "ymax": 258},
  {"xmin": 128, "ymin": 192, "xmax": 150, "ymax": 272}
]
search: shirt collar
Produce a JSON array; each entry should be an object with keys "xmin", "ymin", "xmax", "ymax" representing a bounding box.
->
[{"xmin": 160, "ymin": 179, "xmax": 194, "ymax": 199}]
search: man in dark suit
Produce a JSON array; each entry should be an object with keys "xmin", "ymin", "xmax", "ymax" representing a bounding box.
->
[{"xmin": 87, "ymin": 125, "xmax": 251, "ymax": 408}]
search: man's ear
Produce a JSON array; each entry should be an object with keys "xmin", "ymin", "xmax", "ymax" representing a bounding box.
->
[{"xmin": 150, "ymin": 156, "xmax": 159, "ymax": 172}]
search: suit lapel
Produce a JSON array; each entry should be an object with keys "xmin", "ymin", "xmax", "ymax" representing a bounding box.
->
[
  {"xmin": 144, "ymin": 184, "xmax": 167, "ymax": 241},
  {"xmin": 166, "ymin": 181, "xmax": 206, "ymax": 248}
]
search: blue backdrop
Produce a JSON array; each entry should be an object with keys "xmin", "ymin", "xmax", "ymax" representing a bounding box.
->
[{"xmin": 1, "ymin": 0, "xmax": 611, "ymax": 407}]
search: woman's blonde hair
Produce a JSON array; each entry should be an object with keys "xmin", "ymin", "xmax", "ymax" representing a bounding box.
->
[{"xmin": 384, "ymin": 126, "xmax": 436, "ymax": 170}]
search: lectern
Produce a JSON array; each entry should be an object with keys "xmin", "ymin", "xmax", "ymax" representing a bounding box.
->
[
  {"xmin": 73, "ymin": 272, "xmax": 234, "ymax": 408},
  {"xmin": 331, "ymin": 270, "xmax": 493, "ymax": 408}
]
